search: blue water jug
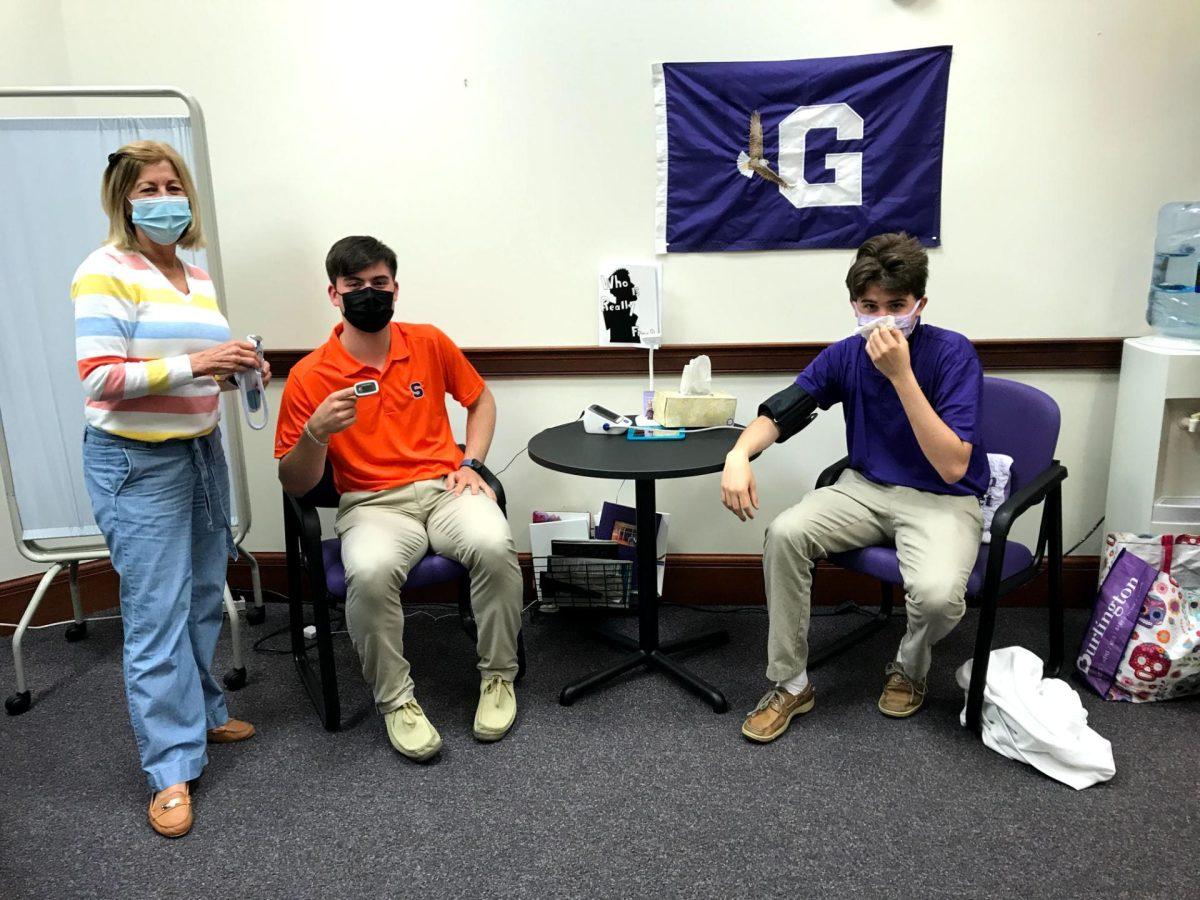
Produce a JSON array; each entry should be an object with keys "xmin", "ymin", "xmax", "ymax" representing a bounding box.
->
[{"xmin": 1147, "ymin": 201, "xmax": 1200, "ymax": 339}]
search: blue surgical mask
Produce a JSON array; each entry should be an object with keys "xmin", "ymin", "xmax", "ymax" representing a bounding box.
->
[{"xmin": 130, "ymin": 196, "xmax": 192, "ymax": 245}]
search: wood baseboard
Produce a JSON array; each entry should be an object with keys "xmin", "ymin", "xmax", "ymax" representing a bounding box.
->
[{"xmin": 0, "ymin": 552, "xmax": 1101, "ymax": 635}]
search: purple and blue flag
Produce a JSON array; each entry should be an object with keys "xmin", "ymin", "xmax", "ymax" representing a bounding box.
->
[{"xmin": 653, "ymin": 46, "xmax": 952, "ymax": 252}]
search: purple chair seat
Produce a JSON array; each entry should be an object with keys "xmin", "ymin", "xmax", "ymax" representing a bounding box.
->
[
  {"xmin": 321, "ymin": 538, "xmax": 468, "ymax": 600},
  {"xmin": 829, "ymin": 541, "xmax": 1035, "ymax": 599}
]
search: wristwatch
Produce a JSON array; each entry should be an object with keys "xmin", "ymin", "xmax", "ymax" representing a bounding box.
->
[{"xmin": 460, "ymin": 458, "xmax": 483, "ymax": 472}]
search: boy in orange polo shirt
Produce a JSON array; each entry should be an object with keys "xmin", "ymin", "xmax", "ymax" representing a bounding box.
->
[{"xmin": 275, "ymin": 236, "xmax": 522, "ymax": 760}]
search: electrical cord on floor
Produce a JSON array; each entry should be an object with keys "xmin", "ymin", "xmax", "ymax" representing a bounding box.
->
[
  {"xmin": 252, "ymin": 621, "xmax": 320, "ymax": 655},
  {"xmin": 250, "ymin": 594, "xmax": 543, "ymax": 655},
  {"xmin": 1066, "ymin": 517, "xmax": 1104, "ymax": 557}
]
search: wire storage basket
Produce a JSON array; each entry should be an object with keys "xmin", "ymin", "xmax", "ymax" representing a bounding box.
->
[{"xmin": 532, "ymin": 555, "xmax": 635, "ymax": 610}]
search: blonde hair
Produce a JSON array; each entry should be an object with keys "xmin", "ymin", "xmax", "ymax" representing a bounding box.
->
[{"xmin": 100, "ymin": 140, "xmax": 204, "ymax": 251}]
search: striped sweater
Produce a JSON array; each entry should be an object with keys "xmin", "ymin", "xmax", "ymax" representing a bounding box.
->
[{"xmin": 72, "ymin": 245, "xmax": 231, "ymax": 441}]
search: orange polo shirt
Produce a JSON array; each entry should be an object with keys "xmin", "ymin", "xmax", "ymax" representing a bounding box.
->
[{"xmin": 275, "ymin": 322, "xmax": 485, "ymax": 494}]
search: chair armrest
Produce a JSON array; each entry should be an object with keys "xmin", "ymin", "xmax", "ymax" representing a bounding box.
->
[
  {"xmin": 283, "ymin": 491, "xmax": 328, "ymax": 573},
  {"xmin": 816, "ymin": 456, "xmax": 850, "ymax": 489},
  {"xmin": 988, "ymin": 461, "xmax": 1068, "ymax": 549}
]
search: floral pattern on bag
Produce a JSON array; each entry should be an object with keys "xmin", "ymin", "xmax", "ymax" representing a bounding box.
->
[{"xmin": 1108, "ymin": 566, "xmax": 1200, "ymax": 703}]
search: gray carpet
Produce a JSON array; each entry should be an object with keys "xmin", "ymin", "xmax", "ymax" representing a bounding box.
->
[{"xmin": 0, "ymin": 602, "xmax": 1195, "ymax": 899}]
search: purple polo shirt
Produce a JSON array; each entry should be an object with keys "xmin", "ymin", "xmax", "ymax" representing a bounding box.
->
[{"xmin": 796, "ymin": 323, "xmax": 989, "ymax": 497}]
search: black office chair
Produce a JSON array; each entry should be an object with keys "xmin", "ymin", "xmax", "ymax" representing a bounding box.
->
[
  {"xmin": 283, "ymin": 455, "xmax": 526, "ymax": 731},
  {"xmin": 807, "ymin": 377, "xmax": 1067, "ymax": 733}
]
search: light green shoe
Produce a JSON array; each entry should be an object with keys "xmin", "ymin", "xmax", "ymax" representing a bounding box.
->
[
  {"xmin": 384, "ymin": 699, "xmax": 442, "ymax": 761},
  {"xmin": 473, "ymin": 675, "xmax": 517, "ymax": 742}
]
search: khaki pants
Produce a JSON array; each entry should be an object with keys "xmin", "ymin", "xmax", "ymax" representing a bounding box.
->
[
  {"xmin": 335, "ymin": 477, "xmax": 522, "ymax": 713},
  {"xmin": 763, "ymin": 469, "xmax": 983, "ymax": 683}
]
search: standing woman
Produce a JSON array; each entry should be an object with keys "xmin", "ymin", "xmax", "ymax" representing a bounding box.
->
[{"xmin": 72, "ymin": 140, "xmax": 269, "ymax": 837}]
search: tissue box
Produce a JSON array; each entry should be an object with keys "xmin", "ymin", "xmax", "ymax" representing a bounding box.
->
[{"xmin": 652, "ymin": 391, "xmax": 737, "ymax": 427}]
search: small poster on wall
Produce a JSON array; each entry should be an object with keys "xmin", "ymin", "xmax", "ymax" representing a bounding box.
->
[{"xmin": 598, "ymin": 263, "xmax": 662, "ymax": 347}]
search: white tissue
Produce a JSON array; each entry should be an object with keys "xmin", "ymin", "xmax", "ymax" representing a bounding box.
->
[
  {"xmin": 853, "ymin": 315, "xmax": 895, "ymax": 338},
  {"xmin": 679, "ymin": 355, "xmax": 713, "ymax": 395}
]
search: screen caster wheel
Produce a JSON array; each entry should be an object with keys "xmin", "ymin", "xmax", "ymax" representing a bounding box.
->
[{"xmin": 5, "ymin": 691, "xmax": 31, "ymax": 715}]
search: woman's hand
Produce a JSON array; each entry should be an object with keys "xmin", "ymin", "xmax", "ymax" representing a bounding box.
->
[
  {"xmin": 259, "ymin": 358, "xmax": 272, "ymax": 387},
  {"xmin": 189, "ymin": 340, "xmax": 260, "ymax": 378}
]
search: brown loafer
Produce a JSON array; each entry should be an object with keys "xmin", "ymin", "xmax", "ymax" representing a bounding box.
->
[
  {"xmin": 741, "ymin": 684, "xmax": 815, "ymax": 743},
  {"xmin": 148, "ymin": 785, "xmax": 192, "ymax": 838},
  {"xmin": 878, "ymin": 663, "xmax": 926, "ymax": 718},
  {"xmin": 206, "ymin": 718, "xmax": 256, "ymax": 744}
]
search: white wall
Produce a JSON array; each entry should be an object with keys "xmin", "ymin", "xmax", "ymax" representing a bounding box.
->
[{"xmin": 0, "ymin": 0, "xmax": 1195, "ymax": 580}]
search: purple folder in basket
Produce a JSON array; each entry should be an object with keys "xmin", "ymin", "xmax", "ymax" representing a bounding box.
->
[{"xmin": 1076, "ymin": 548, "xmax": 1157, "ymax": 697}]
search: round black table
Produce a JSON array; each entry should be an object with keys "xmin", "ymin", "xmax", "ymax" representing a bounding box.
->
[{"xmin": 529, "ymin": 421, "xmax": 745, "ymax": 713}]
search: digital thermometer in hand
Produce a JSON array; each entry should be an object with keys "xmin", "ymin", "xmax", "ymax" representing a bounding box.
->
[{"xmin": 238, "ymin": 334, "xmax": 269, "ymax": 430}]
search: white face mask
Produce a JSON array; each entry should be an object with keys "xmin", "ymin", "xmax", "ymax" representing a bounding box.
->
[{"xmin": 853, "ymin": 300, "xmax": 923, "ymax": 338}]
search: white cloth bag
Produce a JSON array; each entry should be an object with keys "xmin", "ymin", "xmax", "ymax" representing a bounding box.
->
[{"xmin": 956, "ymin": 647, "xmax": 1116, "ymax": 790}]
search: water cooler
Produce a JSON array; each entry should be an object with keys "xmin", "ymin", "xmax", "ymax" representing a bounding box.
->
[{"xmin": 1105, "ymin": 336, "xmax": 1200, "ymax": 534}]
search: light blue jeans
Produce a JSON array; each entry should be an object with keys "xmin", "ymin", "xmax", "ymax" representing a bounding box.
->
[{"xmin": 83, "ymin": 425, "xmax": 235, "ymax": 792}]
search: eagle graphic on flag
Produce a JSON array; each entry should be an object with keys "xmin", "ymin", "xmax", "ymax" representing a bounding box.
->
[
  {"xmin": 653, "ymin": 46, "xmax": 952, "ymax": 253},
  {"xmin": 737, "ymin": 110, "xmax": 793, "ymax": 189}
]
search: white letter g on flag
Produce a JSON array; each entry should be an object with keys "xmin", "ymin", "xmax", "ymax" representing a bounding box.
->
[{"xmin": 777, "ymin": 103, "xmax": 864, "ymax": 209}]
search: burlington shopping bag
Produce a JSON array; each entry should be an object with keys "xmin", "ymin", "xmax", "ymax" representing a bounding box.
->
[
  {"xmin": 1076, "ymin": 548, "xmax": 1157, "ymax": 697},
  {"xmin": 1085, "ymin": 534, "xmax": 1200, "ymax": 702}
]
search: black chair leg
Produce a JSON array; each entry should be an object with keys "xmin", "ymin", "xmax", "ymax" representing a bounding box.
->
[
  {"xmin": 284, "ymin": 508, "xmax": 342, "ymax": 732},
  {"xmin": 1045, "ymin": 486, "xmax": 1065, "ymax": 678},
  {"xmin": 965, "ymin": 594, "xmax": 998, "ymax": 735},
  {"xmin": 309, "ymin": 593, "xmax": 341, "ymax": 732},
  {"xmin": 809, "ymin": 581, "xmax": 896, "ymax": 670}
]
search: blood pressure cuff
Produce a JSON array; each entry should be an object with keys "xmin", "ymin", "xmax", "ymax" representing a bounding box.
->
[{"xmin": 758, "ymin": 384, "xmax": 818, "ymax": 443}]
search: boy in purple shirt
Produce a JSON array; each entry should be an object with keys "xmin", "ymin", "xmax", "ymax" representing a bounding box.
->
[{"xmin": 721, "ymin": 233, "xmax": 987, "ymax": 742}]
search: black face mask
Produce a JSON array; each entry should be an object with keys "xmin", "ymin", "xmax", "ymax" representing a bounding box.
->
[{"xmin": 340, "ymin": 286, "xmax": 395, "ymax": 333}]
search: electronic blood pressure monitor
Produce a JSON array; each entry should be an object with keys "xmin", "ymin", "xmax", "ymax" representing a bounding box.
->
[{"xmin": 582, "ymin": 404, "xmax": 633, "ymax": 435}]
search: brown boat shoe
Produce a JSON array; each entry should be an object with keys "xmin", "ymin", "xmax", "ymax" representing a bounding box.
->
[
  {"xmin": 878, "ymin": 663, "xmax": 926, "ymax": 718},
  {"xmin": 741, "ymin": 683, "xmax": 815, "ymax": 743}
]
